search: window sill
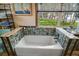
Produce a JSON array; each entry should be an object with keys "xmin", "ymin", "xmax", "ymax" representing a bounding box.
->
[
  {"xmin": 37, "ymin": 26, "xmax": 58, "ymax": 28},
  {"xmin": 37, "ymin": 26, "xmax": 72, "ymax": 28}
]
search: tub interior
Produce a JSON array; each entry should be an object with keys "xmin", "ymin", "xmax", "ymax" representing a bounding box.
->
[
  {"xmin": 15, "ymin": 35, "xmax": 63, "ymax": 56},
  {"xmin": 19, "ymin": 35, "xmax": 56, "ymax": 46}
]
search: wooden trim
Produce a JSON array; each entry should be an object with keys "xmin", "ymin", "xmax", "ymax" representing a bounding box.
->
[
  {"xmin": 64, "ymin": 39, "xmax": 72, "ymax": 56},
  {"xmin": 6, "ymin": 37, "xmax": 15, "ymax": 55},
  {"xmin": 35, "ymin": 3, "xmax": 38, "ymax": 27},
  {"xmin": 69, "ymin": 39, "xmax": 79, "ymax": 56},
  {"xmin": 0, "ymin": 37, "xmax": 10, "ymax": 56},
  {"xmin": 37, "ymin": 11, "xmax": 79, "ymax": 12}
]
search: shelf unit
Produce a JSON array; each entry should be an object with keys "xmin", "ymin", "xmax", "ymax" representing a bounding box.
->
[
  {"xmin": 0, "ymin": 4, "xmax": 15, "ymax": 30},
  {"xmin": 0, "ymin": 4, "xmax": 15, "ymax": 56}
]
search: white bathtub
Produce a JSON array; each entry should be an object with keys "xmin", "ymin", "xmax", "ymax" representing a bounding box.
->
[{"xmin": 15, "ymin": 35, "xmax": 63, "ymax": 56}]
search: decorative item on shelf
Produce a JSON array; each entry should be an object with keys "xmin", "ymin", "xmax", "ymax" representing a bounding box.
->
[{"xmin": 0, "ymin": 21, "xmax": 12, "ymax": 27}]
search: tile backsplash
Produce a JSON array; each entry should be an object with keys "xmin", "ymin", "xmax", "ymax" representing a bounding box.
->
[
  {"xmin": 9, "ymin": 28, "xmax": 24, "ymax": 49},
  {"xmin": 23, "ymin": 26, "xmax": 55, "ymax": 36}
]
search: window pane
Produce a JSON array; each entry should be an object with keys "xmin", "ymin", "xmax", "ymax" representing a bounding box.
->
[
  {"xmin": 38, "ymin": 12, "xmax": 78, "ymax": 27},
  {"xmin": 38, "ymin": 3, "xmax": 79, "ymax": 27},
  {"xmin": 14, "ymin": 3, "xmax": 22, "ymax": 11},
  {"xmin": 22, "ymin": 3, "xmax": 31, "ymax": 10},
  {"xmin": 38, "ymin": 3, "xmax": 77, "ymax": 11},
  {"xmin": 61, "ymin": 3, "xmax": 77, "ymax": 11},
  {"xmin": 38, "ymin": 12, "xmax": 58, "ymax": 26},
  {"xmin": 38, "ymin": 3, "xmax": 61, "ymax": 11}
]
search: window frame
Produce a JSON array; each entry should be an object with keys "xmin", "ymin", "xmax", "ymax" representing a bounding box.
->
[{"xmin": 37, "ymin": 3, "xmax": 79, "ymax": 27}]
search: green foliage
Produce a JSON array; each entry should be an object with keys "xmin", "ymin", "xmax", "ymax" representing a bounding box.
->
[
  {"xmin": 39, "ymin": 18, "xmax": 78, "ymax": 27},
  {"xmin": 39, "ymin": 18, "xmax": 57, "ymax": 26}
]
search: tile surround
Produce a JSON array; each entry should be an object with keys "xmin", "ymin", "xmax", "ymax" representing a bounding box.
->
[
  {"xmin": 0, "ymin": 26, "xmax": 79, "ymax": 56},
  {"xmin": 23, "ymin": 27, "xmax": 55, "ymax": 35},
  {"xmin": 9, "ymin": 27, "xmax": 79, "ymax": 55}
]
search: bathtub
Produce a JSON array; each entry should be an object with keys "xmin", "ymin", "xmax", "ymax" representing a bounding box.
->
[{"xmin": 15, "ymin": 35, "xmax": 63, "ymax": 56}]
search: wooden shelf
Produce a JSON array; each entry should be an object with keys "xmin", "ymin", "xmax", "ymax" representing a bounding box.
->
[
  {"xmin": 0, "ymin": 4, "xmax": 15, "ymax": 29},
  {"xmin": 0, "ymin": 17, "xmax": 13, "ymax": 20},
  {"xmin": 0, "ymin": 9, "xmax": 10, "ymax": 10}
]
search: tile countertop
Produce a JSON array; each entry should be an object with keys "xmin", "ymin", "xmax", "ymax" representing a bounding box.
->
[
  {"xmin": 56, "ymin": 27, "xmax": 79, "ymax": 40},
  {"xmin": 1, "ymin": 27, "xmax": 22, "ymax": 37},
  {"xmin": 64, "ymin": 27, "xmax": 79, "ymax": 35}
]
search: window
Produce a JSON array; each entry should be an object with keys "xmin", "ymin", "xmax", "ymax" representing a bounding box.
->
[
  {"xmin": 13, "ymin": 3, "xmax": 32, "ymax": 15},
  {"xmin": 37, "ymin": 3, "xmax": 79, "ymax": 27}
]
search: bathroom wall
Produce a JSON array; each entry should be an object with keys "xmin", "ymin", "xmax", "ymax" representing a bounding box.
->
[{"xmin": 11, "ymin": 4, "xmax": 36, "ymax": 27}]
